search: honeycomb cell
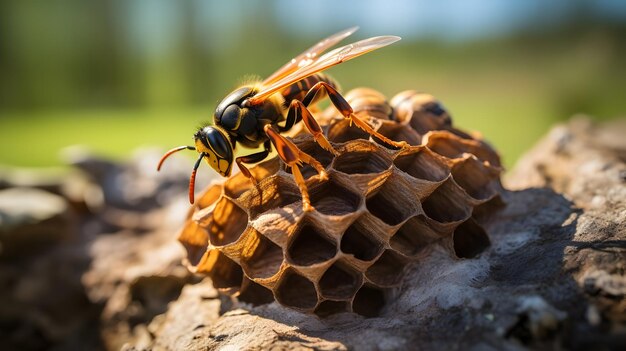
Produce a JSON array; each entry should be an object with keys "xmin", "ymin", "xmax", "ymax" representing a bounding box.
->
[
  {"xmin": 194, "ymin": 183, "xmax": 223, "ymax": 209},
  {"xmin": 309, "ymin": 180, "xmax": 361, "ymax": 216},
  {"xmin": 390, "ymin": 91, "xmax": 452, "ymax": 135},
  {"xmin": 352, "ymin": 285, "xmax": 385, "ymax": 317},
  {"xmin": 373, "ymin": 122, "xmax": 421, "ymax": 147},
  {"xmin": 340, "ymin": 220, "xmax": 384, "ymax": 261},
  {"xmin": 451, "ymin": 156, "xmax": 499, "ymax": 201},
  {"xmin": 422, "ymin": 179, "xmax": 471, "ymax": 224},
  {"xmin": 223, "ymin": 173, "xmax": 254, "ymax": 199},
  {"xmin": 177, "ymin": 221, "xmax": 208, "ymax": 267},
  {"xmin": 366, "ymin": 174, "xmax": 416, "ymax": 226},
  {"xmin": 424, "ymin": 131, "xmax": 501, "ymax": 167},
  {"xmin": 203, "ymin": 250, "xmax": 243, "ymax": 290},
  {"xmin": 365, "ymin": 250, "xmax": 407, "ymax": 287},
  {"xmin": 287, "ymin": 137, "xmax": 334, "ymax": 179},
  {"xmin": 240, "ymin": 229, "xmax": 283, "ymax": 279},
  {"xmin": 327, "ymin": 119, "xmax": 369, "ymax": 143},
  {"xmin": 237, "ymin": 279, "xmax": 274, "ymax": 306},
  {"xmin": 319, "ymin": 262, "xmax": 362, "ymax": 300},
  {"xmin": 314, "ymin": 300, "xmax": 350, "ymax": 318},
  {"xmin": 443, "ymin": 126, "xmax": 473, "ymax": 140},
  {"xmin": 393, "ymin": 148, "xmax": 449, "ymax": 183},
  {"xmin": 390, "ymin": 215, "xmax": 440, "ymax": 257},
  {"xmin": 243, "ymin": 175, "xmax": 301, "ymax": 219},
  {"xmin": 423, "ymin": 131, "xmax": 471, "ymax": 160},
  {"xmin": 207, "ymin": 197, "xmax": 249, "ymax": 246},
  {"xmin": 275, "ymin": 269, "xmax": 318, "ymax": 310},
  {"xmin": 453, "ymin": 218, "xmax": 491, "ymax": 258},
  {"xmin": 223, "ymin": 159, "xmax": 280, "ymax": 199},
  {"xmin": 333, "ymin": 148, "xmax": 392, "ymax": 175},
  {"xmin": 287, "ymin": 223, "xmax": 337, "ymax": 266},
  {"xmin": 472, "ymin": 195, "xmax": 505, "ymax": 221}
]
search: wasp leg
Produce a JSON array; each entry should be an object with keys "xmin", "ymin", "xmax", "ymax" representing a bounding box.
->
[
  {"xmin": 278, "ymin": 101, "xmax": 300, "ymax": 133},
  {"xmin": 302, "ymin": 82, "xmax": 408, "ymax": 149},
  {"xmin": 235, "ymin": 140, "xmax": 272, "ymax": 184},
  {"xmin": 264, "ymin": 125, "xmax": 326, "ymax": 212},
  {"xmin": 287, "ymin": 100, "xmax": 339, "ymax": 156}
]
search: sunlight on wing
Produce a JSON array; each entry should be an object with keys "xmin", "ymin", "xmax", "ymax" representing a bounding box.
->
[
  {"xmin": 261, "ymin": 27, "xmax": 359, "ymax": 86},
  {"xmin": 248, "ymin": 36, "xmax": 401, "ymax": 105}
]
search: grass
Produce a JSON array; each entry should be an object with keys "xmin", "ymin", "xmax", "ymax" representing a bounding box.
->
[{"xmin": 0, "ymin": 108, "xmax": 206, "ymax": 167}]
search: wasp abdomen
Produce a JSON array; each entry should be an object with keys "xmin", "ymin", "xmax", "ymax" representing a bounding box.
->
[{"xmin": 281, "ymin": 73, "xmax": 338, "ymax": 107}]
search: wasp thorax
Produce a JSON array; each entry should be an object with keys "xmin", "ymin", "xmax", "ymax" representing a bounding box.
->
[
  {"xmin": 178, "ymin": 88, "xmax": 504, "ymax": 317},
  {"xmin": 214, "ymin": 86, "xmax": 256, "ymax": 129},
  {"xmin": 220, "ymin": 105, "xmax": 241, "ymax": 130}
]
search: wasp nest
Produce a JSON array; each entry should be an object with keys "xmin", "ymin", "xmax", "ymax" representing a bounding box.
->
[{"xmin": 178, "ymin": 88, "xmax": 503, "ymax": 317}]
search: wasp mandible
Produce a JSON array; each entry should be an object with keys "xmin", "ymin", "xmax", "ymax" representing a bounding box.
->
[{"xmin": 158, "ymin": 27, "xmax": 407, "ymax": 211}]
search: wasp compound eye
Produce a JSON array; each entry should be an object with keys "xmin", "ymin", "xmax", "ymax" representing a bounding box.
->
[{"xmin": 204, "ymin": 127, "xmax": 231, "ymax": 159}]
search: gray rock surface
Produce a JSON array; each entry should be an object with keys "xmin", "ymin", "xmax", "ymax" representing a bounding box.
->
[
  {"xmin": 0, "ymin": 150, "xmax": 200, "ymax": 351},
  {"xmin": 0, "ymin": 187, "xmax": 72, "ymax": 259}
]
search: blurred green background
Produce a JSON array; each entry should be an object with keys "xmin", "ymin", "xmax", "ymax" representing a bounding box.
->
[{"xmin": 0, "ymin": 0, "xmax": 625, "ymax": 169}]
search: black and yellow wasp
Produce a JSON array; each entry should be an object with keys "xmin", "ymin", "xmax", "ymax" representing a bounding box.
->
[{"xmin": 158, "ymin": 27, "xmax": 407, "ymax": 211}]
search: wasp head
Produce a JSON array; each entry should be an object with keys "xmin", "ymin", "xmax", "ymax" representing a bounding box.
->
[{"xmin": 194, "ymin": 126, "xmax": 234, "ymax": 177}]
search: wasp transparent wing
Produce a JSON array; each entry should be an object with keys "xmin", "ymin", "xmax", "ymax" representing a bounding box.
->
[
  {"xmin": 261, "ymin": 26, "xmax": 359, "ymax": 86},
  {"xmin": 249, "ymin": 36, "xmax": 401, "ymax": 105}
]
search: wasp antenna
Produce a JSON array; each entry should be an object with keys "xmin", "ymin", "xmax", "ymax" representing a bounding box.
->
[
  {"xmin": 157, "ymin": 146, "xmax": 196, "ymax": 171},
  {"xmin": 188, "ymin": 152, "xmax": 205, "ymax": 204}
]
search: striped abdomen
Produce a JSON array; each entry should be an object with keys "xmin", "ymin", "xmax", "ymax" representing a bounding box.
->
[{"xmin": 280, "ymin": 73, "xmax": 338, "ymax": 107}]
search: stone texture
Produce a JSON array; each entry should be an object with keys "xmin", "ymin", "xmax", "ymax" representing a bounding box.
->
[
  {"xmin": 0, "ymin": 150, "xmax": 202, "ymax": 351},
  {"xmin": 0, "ymin": 187, "xmax": 73, "ymax": 259}
]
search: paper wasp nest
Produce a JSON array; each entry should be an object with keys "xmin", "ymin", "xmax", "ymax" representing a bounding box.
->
[{"xmin": 178, "ymin": 88, "xmax": 503, "ymax": 317}]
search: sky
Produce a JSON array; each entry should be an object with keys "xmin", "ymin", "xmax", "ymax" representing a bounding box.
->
[{"xmin": 123, "ymin": 0, "xmax": 626, "ymax": 56}]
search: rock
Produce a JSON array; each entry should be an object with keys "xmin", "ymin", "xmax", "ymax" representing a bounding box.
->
[
  {"xmin": 505, "ymin": 295, "xmax": 567, "ymax": 343},
  {"xmin": 134, "ymin": 118, "xmax": 625, "ymax": 350},
  {"xmin": 64, "ymin": 146, "xmax": 214, "ymax": 230},
  {"xmin": 142, "ymin": 280, "xmax": 346, "ymax": 351},
  {"xmin": 506, "ymin": 117, "xmax": 626, "ymax": 208},
  {"xmin": 0, "ymin": 151, "xmax": 199, "ymax": 350},
  {"xmin": 507, "ymin": 117, "xmax": 626, "ymax": 338},
  {"xmin": 0, "ymin": 187, "xmax": 73, "ymax": 259},
  {"xmin": 81, "ymin": 200, "xmax": 197, "ymax": 351},
  {"xmin": 64, "ymin": 146, "xmax": 213, "ymax": 212},
  {"xmin": 0, "ymin": 186, "xmax": 99, "ymax": 351},
  {"xmin": 0, "ymin": 166, "xmax": 68, "ymax": 194}
]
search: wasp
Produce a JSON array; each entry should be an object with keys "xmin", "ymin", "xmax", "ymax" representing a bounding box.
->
[{"xmin": 158, "ymin": 27, "xmax": 407, "ymax": 211}]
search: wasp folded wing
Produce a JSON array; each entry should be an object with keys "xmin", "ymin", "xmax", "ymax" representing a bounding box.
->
[
  {"xmin": 262, "ymin": 26, "xmax": 359, "ymax": 86},
  {"xmin": 248, "ymin": 36, "xmax": 401, "ymax": 105}
]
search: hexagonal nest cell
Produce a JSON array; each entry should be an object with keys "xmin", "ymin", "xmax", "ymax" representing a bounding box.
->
[
  {"xmin": 287, "ymin": 222, "xmax": 337, "ymax": 266},
  {"xmin": 177, "ymin": 88, "xmax": 504, "ymax": 317}
]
